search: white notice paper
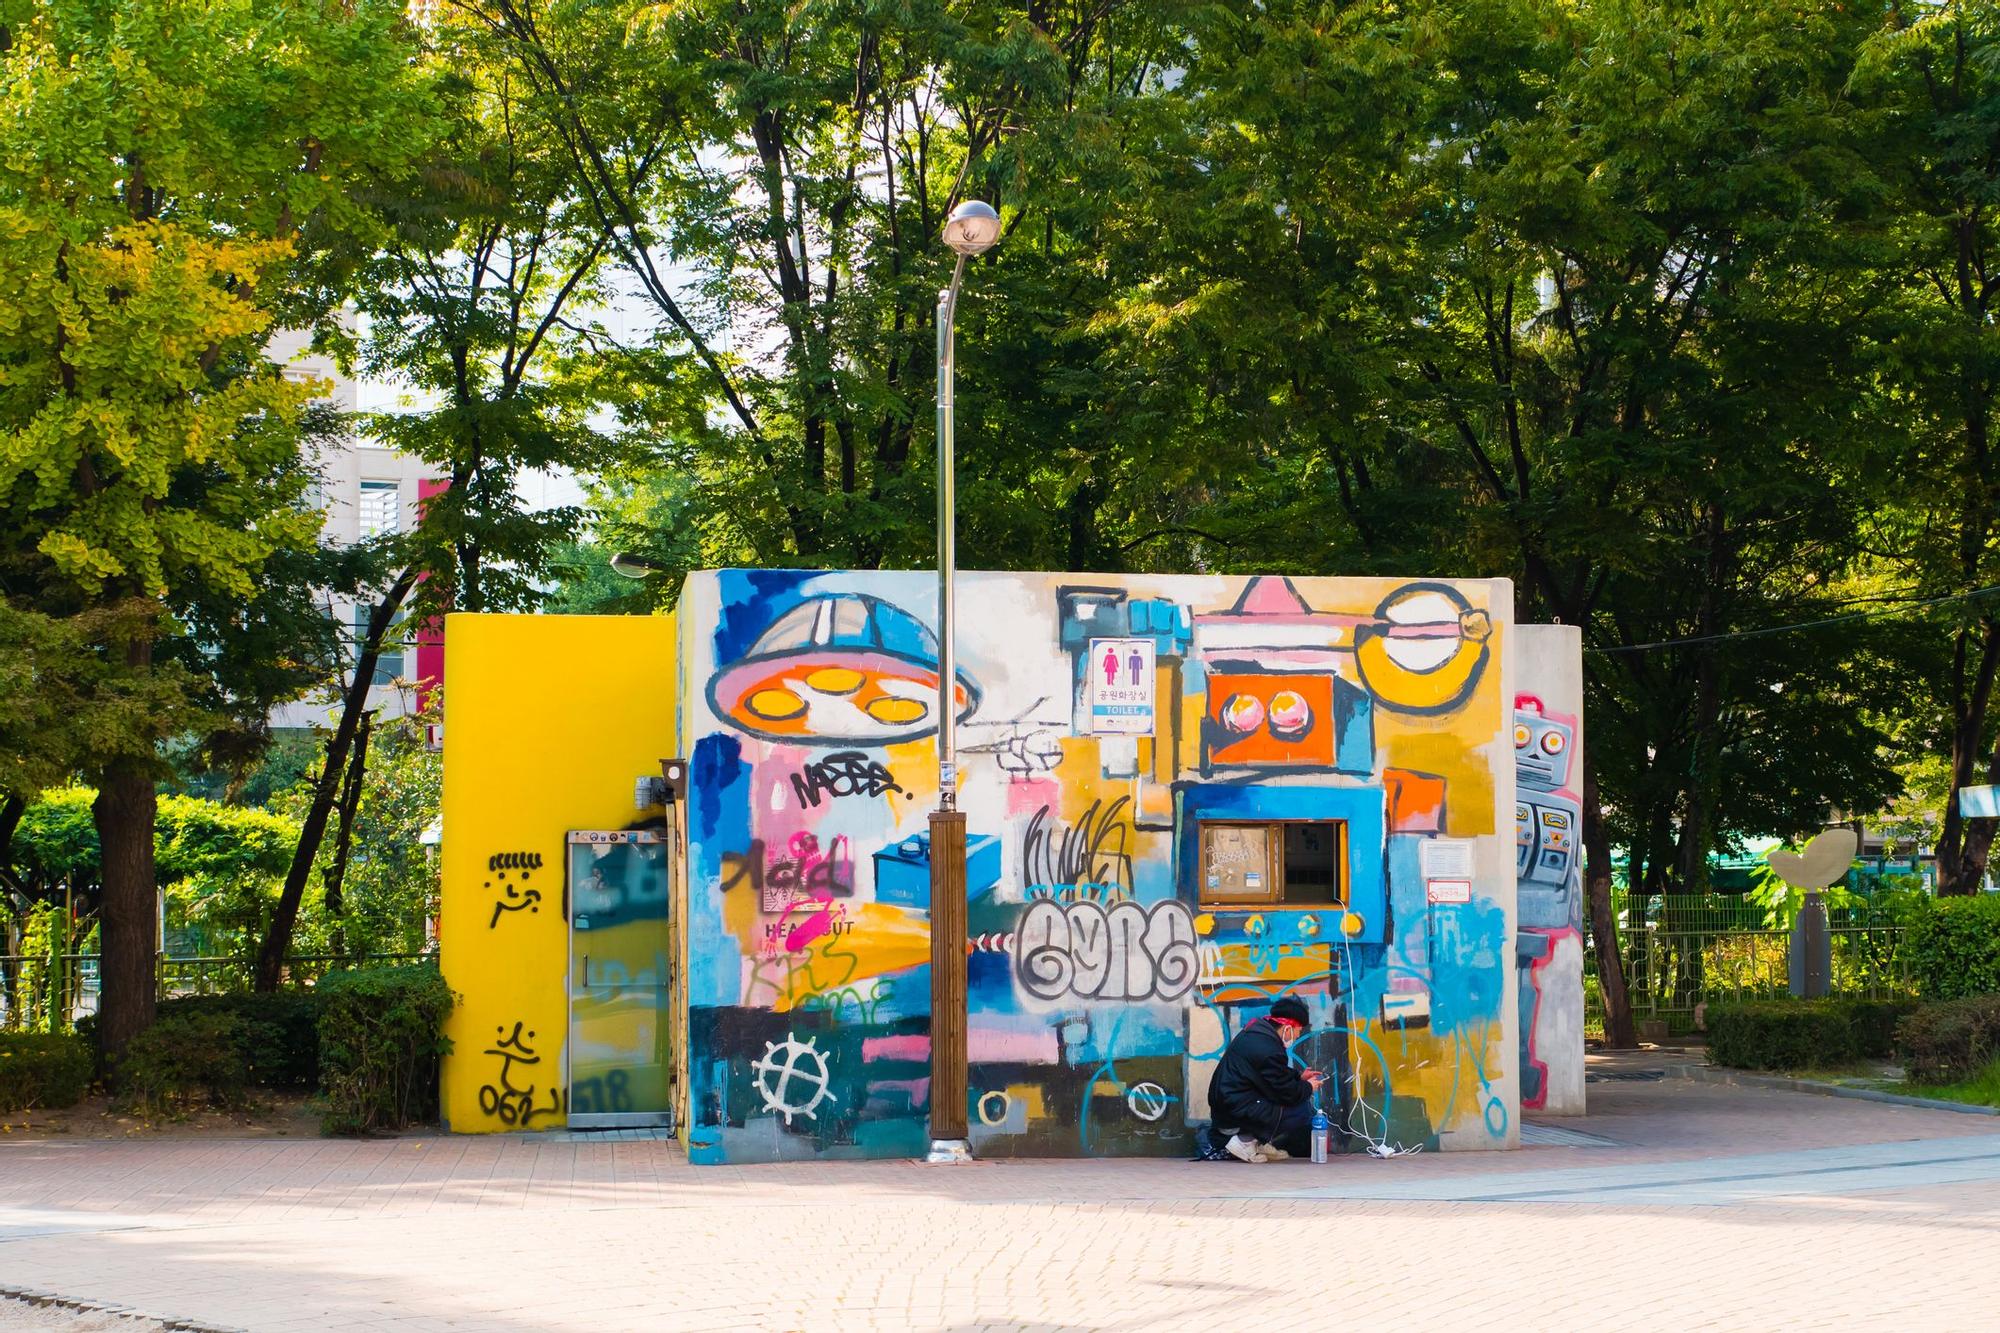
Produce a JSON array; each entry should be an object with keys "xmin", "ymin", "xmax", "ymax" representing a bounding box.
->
[{"xmin": 1420, "ymin": 838, "xmax": 1475, "ymax": 879}]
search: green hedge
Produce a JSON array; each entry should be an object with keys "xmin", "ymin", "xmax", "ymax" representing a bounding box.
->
[
  {"xmin": 316, "ymin": 963, "xmax": 453, "ymax": 1135},
  {"xmin": 156, "ymin": 992, "xmax": 321, "ymax": 1088},
  {"xmin": 1906, "ymin": 894, "xmax": 2000, "ymax": 1001},
  {"xmin": 118, "ymin": 1011, "xmax": 252, "ymax": 1115},
  {"xmin": 1706, "ymin": 998, "xmax": 1916, "ymax": 1070},
  {"xmin": 1896, "ymin": 994, "xmax": 2000, "ymax": 1084},
  {"xmin": 1840, "ymin": 999, "xmax": 1918, "ymax": 1057},
  {"xmin": 0, "ymin": 1033, "xmax": 93, "ymax": 1112}
]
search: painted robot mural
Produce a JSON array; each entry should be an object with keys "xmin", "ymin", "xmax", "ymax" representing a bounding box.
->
[
  {"xmin": 1513, "ymin": 624, "xmax": 1586, "ymax": 1115},
  {"xmin": 680, "ymin": 570, "xmax": 1530, "ymax": 1163}
]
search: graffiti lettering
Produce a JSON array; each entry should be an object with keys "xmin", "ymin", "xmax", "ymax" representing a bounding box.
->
[
  {"xmin": 1014, "ymin": 900, "xmax": 1199, "ymax": 1002},
  {"xmin": 799, "ymin": 979, "xmax": 890, "ymax": 1025},
  {"xmin": 1021, "ymin": 797, "xmax": 1135, "ymax": 896},
  {"xmin": 789, "ymin": 751, "xmax": 903, "ymax": 807},
  {"xmin": 1026, "ymin": 882, "xmax": 1130, "ymax": 904},
  {"xmin": 763, "ymin": 898, "xmax": 853, "ymax": 954},
  {"xmin": 719, "ymin": 833, "xmax": 855, "ymax": 910},
  {"xmin": 478, "ymin": 1022, "xmax": 564, "ymax": 1127},
  {"xmin": 765, "ymin": 832, "xmax": 853, "ymax": 910}
]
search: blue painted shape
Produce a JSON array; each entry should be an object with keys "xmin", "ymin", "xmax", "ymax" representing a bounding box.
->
[
  {"xmin": 872, "ymin": 832, "xmax": 1002, "ymax": 907},
  {"xmin": 1127, "ymin": 598, "xmax": 1192, "ymax": 656},
  {"xmin": 686, "ymin": 733, "xmax": 752, "ymax": 1010},
  {"xmin": 1427, "ymin": 899, "xmax": 1509, "ymax": 1035},
  {"xmin": 1331, "ymin": 677, "xmax": 1375, "ymax": 775},
  {"xmin": 711, "ymin": 569, "xmax": 817, "ymax": 666},
  {"xmin": 1056, "ymin": 586, "xmax": 1130, "ymax": 651},
  {"xmin": 1176, "ymin": 782, "xmax": 1388, "ymax": 942},
  {"xmin": 690, "ymin": 733, "xmax": 745, "ymax": 842}
]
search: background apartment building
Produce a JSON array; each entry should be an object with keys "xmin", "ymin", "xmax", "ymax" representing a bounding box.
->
[{"xmin": 266, "ymin": 328, "xmax": 439, "ymax": 730}]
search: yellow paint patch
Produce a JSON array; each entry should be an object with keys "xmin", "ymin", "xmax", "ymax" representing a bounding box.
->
[
  {"xmin": 746, "ymin": 686, "xmax": 806, "ymax": 720},
  {"xmin": 865, "ymin": 696, "xmax": 926, "ymax": 725},
  {"xmin": 1198, "ymin": 942, "xmax": 1330, "ymax": 987},
  {"xmin": 804, "ymin": 666, "xmax": 865, "ymax": 694},
  {"xmin": 761, "ymin": 902, "xmax": 932, "ymax": 1011},
  {"xmin": 1378, "ymin": 731, "xmax": 1498, "ymax": 836},
  {"xmin": 438, "ymin": 612, "xmax": 678, "ymax": 1135}
]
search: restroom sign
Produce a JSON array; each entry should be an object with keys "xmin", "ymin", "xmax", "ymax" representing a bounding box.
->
[{"xmin": 1088, "ymin": 638, "xmax": 1156, "ymax": 734}]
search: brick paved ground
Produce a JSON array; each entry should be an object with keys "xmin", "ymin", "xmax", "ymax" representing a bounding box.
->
[{"xmin": 2, "ymin": 1055, "xmax": 1997, "ymax": 1331}]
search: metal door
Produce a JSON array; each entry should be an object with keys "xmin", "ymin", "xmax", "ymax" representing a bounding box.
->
[{"xmin": 567, "ymin": 827, "xmax": 673, "ymax": 1128}]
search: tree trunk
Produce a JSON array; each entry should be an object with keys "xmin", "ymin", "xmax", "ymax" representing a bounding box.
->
[
  {"xmin": 1936, "ymin": 620, "xmax": 2000, "ymax": 895},
  {"xmin": 1951, "ymin": 725, "xmax": 2000, "ymax": 894},
  {"xmin": 323, "ymin": 710, "xmax": 374, "ymax": 932},
  {"xmin": 1582, "ymin": 758, "xmax": 1636, "ymax": 1048},
  {"xmin": 93, "ymin": 761, "xmax": 157, "ymax": 1058},
  {"xmin": 255, "ymin": 569, "xmax": 416, "ymax": 990}
]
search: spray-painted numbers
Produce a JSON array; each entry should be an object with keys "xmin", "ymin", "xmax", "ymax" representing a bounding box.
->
[{"xmin": 478, "ymin": 1022, "xmax": 564, "ymax": 1127}]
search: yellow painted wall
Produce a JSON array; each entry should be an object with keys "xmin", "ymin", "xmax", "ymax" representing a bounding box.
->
[{"xmin": 438, "ymin": 612, "xmax": 678, "ymax": 1133}]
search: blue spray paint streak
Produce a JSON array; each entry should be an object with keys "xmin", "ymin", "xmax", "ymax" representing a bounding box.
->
[
  {"xmin": 688, "ymin": 733, "xmax": 750, "ymax": 1009},
  {"xmin": 710, "ymin": 569, "xmax": 816, "ymax": 666}
]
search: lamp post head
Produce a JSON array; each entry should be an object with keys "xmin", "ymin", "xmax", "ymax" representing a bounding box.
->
[
  {"xmin": 608, "ymin": 552, "xmax": 664, "ymax": 580},
  {"xmin": 942, "ymin": 200, "xmax": 1001, "ymax": 256}
]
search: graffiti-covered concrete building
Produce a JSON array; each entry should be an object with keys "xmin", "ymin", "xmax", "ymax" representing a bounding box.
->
[{"xmin": 438, "ymin": 569, "xmax": 1585, "ymax": 1162}]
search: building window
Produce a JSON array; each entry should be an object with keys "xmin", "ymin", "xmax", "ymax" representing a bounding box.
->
[
  {"xmin": 1198, "ymin": 821, "xmax": 1347, "ymax": 907},
  {"xmin": 358, "ymin": 480, "xmax": 400, "ymax": 538},
  {"xmin": 353, "ymin": 604, "xmax": 405, "ymax": 688}
]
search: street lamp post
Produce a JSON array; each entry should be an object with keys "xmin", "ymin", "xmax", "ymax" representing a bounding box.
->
[{"xmin": 927, "ymin": 199, "xmax": 1000, "ymax": 1165}]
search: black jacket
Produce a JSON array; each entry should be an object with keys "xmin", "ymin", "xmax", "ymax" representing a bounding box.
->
[{"xmin": 1208, "ymin": 1016, "xmax": 1313, "ymax": 1141}]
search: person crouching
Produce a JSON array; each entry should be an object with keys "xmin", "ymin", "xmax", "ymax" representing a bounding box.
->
[{"xmin": 1208, "ymin": 995, "xmax": 1326, "ymax": 1163}]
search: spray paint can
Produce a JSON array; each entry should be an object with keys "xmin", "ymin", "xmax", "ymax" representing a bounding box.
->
[{"xmin": 1310, "ymin": 1103, "xmax": 1330, "ymax": 1164}]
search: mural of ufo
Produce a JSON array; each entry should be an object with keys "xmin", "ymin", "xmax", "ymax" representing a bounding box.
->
[{"xmin": 708, "ymin": 593, "xmax": 981, "ymax": 746}]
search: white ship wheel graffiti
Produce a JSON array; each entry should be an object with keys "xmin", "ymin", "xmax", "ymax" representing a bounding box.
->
[{"xmin": 751, "ymin": 1033, "xmax": 837, "ymax": 1124}]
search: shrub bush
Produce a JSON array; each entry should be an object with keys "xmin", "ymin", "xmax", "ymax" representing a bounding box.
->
[
  {"xmin": 1838, "ymin": 999, "xmax": 1920, "ymax": 1058},
  {"xmin": 156, "ymin": 992, "xmax": 321, "ymax": 1088},
  {"xmin": 117, "ymin": 1011, "xmax": 252, "ymax": 1115},
  {"xmin": 1905, "ymin": 894, "xmax": 2000, "ymax": 1001},
  {"xmin": 1896, "ymin": 993, "xmax": 2000, "ymax": 1084},
  {"xmin": 1706, "ymin": 998, "xmax": 1920, "ymax": 1069},
  {"xmin": 0, "ymin": 1033, "xmax": 93, "ymax": 1112},
  {"xmin": 1707, "ymin": 1001, "xmax": 1858, "ymax": 1070},
  {"xmin": 316, "ymin": 963, "xmax": 453, "ymax": 1135}
]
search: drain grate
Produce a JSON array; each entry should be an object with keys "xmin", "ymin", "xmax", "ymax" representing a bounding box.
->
[
  {"xmin": 1521, "ymin": 1122, "xmax": 1622, "ymax": 1148},
  {"xmin": 1586, "ymin": 1068, "xmax": 1666, "ymax": 1083}
]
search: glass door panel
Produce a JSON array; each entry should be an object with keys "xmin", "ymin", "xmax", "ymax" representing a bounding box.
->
[{"xmin": 568, "ymin": 827, "xmax": 673, "ymax": 1128}]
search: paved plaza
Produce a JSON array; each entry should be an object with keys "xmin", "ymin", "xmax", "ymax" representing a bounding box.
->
[{"xmin": 1, "ymin": 1059, "xmax": 1997, "ymax": 1331}]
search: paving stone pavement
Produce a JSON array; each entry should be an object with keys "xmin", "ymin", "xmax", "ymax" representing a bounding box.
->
[{"xmin": 2, "ymin": 1057, "xmax": 1997, "ymax": 1331}]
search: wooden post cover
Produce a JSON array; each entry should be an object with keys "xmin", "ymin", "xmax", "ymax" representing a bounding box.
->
[{"xmin": 928, "ymin": 809, "xmax": 969, "ymax": 1141}]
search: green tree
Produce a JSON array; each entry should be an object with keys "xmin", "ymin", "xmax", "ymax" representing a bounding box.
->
[
  {"xmin": 454, "ymin": 0, "xmax": 1173, "ymax": 573},
  {"xmin": 1853, "ymin": 3, "xmax": 2000, "ymax": 894},
  {"xmin": 0, "ymin": 0, "xmax": 431, "ymax": 1053},
  {"xmin": 1008, "ymin": 0, "xmax": 1910, "ymax": 1040},
  {"xmin": 257, "ymin": 4, "xmax": 620, "ymax": 988}
]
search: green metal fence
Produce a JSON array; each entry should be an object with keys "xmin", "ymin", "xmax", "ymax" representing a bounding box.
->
[
  {"xmin": 0, "ymin": 952, "xmax": 432, "ymax": 1032},
  {"xmin": 1583, "ymin": 894, "xmax": 1914, "ymax": 1037}
]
